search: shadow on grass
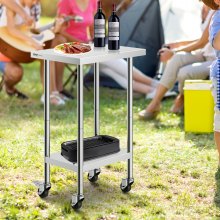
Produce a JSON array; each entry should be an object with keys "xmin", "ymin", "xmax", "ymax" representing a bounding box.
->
[
  {"xmin": 153, "ymin": 116, "xmax": 183, "ymax": 130},
  {"xmin": 42, "ymin": 180, "xmax": 138, "ymax": 209},
  {"xmin": 184, "ymin": 132, "xmax": 214, "ymax": 149}
]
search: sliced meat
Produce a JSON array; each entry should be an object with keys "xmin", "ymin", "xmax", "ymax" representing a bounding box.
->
[{"xmin": 61, "ymin": 43, "xmax": 91, "ymax": 54}]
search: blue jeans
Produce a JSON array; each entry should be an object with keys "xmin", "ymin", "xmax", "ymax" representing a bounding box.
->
[{"xmin": 0, "ymin": 61, "xmax": 6, "ymax": 73}]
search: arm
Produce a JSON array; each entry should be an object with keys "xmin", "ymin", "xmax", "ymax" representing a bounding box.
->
[
  {"xmin": 89, "ymin": 25, "xmax": 94, "ymax": 41},
  {"xmin": 213, "ymin": 31, "xmax": 220, "ymax": 50},
  {"xmin": 166, "ymin": 40, "xmax": 196, "ymax": 49},
  {"xmin": 160, "ymin": 18, "xmax": 211, "ymax": 62},
  {"xmin": 174, "ymin": 24, "xmax": 209, "ymax": 53},
  {"xmin": 1, "ymin": 0, "xmax": 33, "ymax": 25},
  {"xmin": 6, "ymin": 8, "xmax": 42, "ymax": 49}
]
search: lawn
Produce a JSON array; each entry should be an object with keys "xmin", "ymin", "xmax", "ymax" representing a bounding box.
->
[
  {"xmin": 0, "ymin": 60, "xmax": 220, "ymax": 220},
  {"xmin": 0, "ymin": 17, "xmax": 220, "ymax": 220}
]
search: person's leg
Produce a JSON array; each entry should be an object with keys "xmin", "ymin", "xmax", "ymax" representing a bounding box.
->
[
  {"xmin": 177, "ymin": 60, "xmax": 212, "ymax": 94},
  {"xmin": 139, "ymin": 52, "xmax": 205, "ymax": 119},
  {"xmin": 99, "ymin": 66, "xmax": 154, "ymax": 93},
  {"xmin": 159, "ymin": 52, "xmax": 205, "ymax": 95},
  {"xmin": 3, "ymin": 62, "xmax": 28, "ymax": 99},
  {"xmin": 132, "ymin": 66, "xmax": 159, "ymax": 87},
  {"xmin": 133, "ymin": 80, "xmax": 154, "ymax": 94},
  {"xmin": 40, "ymin": 60, "xmax": 44, "ymax": 85},
  {"xmin": 4, "ymin": 62, "xmax": 23, "ymax": 92},
  {"xmin": 40, "ymin": 60, "xmax": 65, "ymax": 106},
  {"xmin": 40, "ymin": 60, "xmax": 57, "ymax": 93},
  {"xmin": 51, "ymin": 34, "xmax": 67, "ymax": 92},
  {"xmin": 138, "ymin": 83, "xmax": 168, "ymax": 120},
  {"xmin": 102, "ymin": 59, "xmax": 158, "ymax": 87},
  {"xmin": 171, "ymin": 60, "xmax": 212, "ymax": 113},
  {"xmin": 55, "ymin": 62, "xmax": 65, "ymax": 92},
  {"xmin": 99, "ymin": 66, "xmax": 129, "ymax": 89},
  {"xmin": 101, "ymin": 60, "xmax": 156, "ymax": 93}
]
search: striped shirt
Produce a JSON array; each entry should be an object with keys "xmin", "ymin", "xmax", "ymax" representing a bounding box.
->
[{"xmin": 31, "ymin": 3, "xmax": 41, "ymax": 22}]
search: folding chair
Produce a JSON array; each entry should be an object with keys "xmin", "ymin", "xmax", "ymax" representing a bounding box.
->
[{"xmin": 63, "ymin": 64, "xmax": 90, "ymax": 94}]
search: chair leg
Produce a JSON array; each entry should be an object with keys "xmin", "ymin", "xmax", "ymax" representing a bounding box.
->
[
  {"xmin": 63, "ymin": 72, "xmax": 75, "ymax": 88},
  {"xmin": 63, "ymin": 64, "xmax": 90, "ymax": 93}
]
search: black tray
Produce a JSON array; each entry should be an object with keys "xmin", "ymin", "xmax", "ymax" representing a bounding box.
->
[{"xmin": 61, "ymin": 135, "xmax": 120, "ymax": 163}]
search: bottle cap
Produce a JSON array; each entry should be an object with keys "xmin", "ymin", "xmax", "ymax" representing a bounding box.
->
[
  {"xmin": 112, "ymin": 4, "xmax": 116, "ymax": 12},
  {"xmin": 98, "ymin": 1, "xmax": 102, "ymax": 9}
]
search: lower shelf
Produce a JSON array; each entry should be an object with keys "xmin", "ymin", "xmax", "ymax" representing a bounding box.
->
[{"xmin": 45, "ymin": 149, "xmax": 131, "ymax": 172}]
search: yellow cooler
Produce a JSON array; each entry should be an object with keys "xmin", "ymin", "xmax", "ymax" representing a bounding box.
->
[{"xmin": 184, "ymin": 80, "xmax": 214, "ymax": 133}]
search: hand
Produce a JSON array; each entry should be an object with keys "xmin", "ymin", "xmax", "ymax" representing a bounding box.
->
[
  {"xmin": 164, "ymin": 42, "xmax": 179, "ymax": 49},
  {"xmin": 159, "ymin": 48, "xmax": 174, "ymax": 62},
  {"xmin": 21, "ymin": 13, "xmax": 34, "ymax": 26},
  {"xmin": 30, "ymin": 40, "xmax": 43, "ymax": 50},
  {"xmin": 53, "ymin": 17, "xmax": 65, "ymax": 34}
]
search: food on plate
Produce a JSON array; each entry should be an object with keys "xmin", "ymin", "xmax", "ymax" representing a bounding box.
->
[{"xmin": 55, "ymin": 42, "xmax": 91, "ymax": 54}]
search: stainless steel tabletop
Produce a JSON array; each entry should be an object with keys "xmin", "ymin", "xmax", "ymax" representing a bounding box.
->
[{"xmin": 31, "ymin": 45, "xmax": 146, "ymax": 65}]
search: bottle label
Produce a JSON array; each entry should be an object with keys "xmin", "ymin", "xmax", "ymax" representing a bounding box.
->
[
  {"xmin": 108, "ymin": 22, "xmax": 119, "ymax": 41},
  {"xmin": 95, "ymin": 19, "xmax": 105, "ymax": 38}
]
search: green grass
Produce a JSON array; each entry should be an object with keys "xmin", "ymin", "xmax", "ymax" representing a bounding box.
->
[
  {"xmin": 0, "ymin": 16, "xmax": 220, "ymax": 218},
  {"xmin": 0, "ymin": 61, "xmax": 220, "ymax": 220}
]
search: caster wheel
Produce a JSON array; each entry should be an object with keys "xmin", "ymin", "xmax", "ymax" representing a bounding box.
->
[
  {"xmin": 87, "ymin": 173, "xmax": 98, "ymax": 182},
  {"xmin": 120, "ymin": 183, "xmax": 131, "ymax": 193},
  {"xmin": 72, "ymin": 200, "xmax": 83, "ymax": 210},
  {"xmin": 38, "ymin": 188, "xmax": 50, "ymax": 198}
]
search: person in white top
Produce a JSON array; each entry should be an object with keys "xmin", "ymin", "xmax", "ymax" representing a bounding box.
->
[
  {"xmin": 139, "ymin": 3, "xmax": 215, "ymax": 120},
  {"xmin": 0, "ymin": 0, "xmax": 66, "ymax": 104},
  {"xmin": 0, "ymin": 0, "xmax": 41, "ymax": 100},
  {"xmin": 0, "ymin": 0, "xmax": 32, "ymax": 25}
]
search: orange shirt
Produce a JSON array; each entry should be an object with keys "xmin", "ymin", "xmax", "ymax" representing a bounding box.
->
[{"xmin": 0, "ymin": 53, "xmax": 11, "ymax": 62}]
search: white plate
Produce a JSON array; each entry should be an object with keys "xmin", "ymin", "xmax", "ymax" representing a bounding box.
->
[{"xmin": 54, "ymin": 42, "xmax": 92, "ymax": 56}]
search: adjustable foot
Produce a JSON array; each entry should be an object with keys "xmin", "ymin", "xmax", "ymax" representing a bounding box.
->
[
  {"xmin": 71, "ymin": 194, "xmax": 84, "ymax": 210},
  {"xmin": 87, "ymin": 168, "xmax": 101, "ymax": 183},
  {"xmin": 37, "ymin": 183, "xmax": 51, "ymax": 198},
  {"xmin": 120, "ymin": 178, "xmax": 134, "ymax": 193}
]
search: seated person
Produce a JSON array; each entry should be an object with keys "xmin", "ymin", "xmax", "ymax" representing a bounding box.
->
[
  {"xmin": 31, "ymin": 1, "xmax": 69, "ymax": 105},
  {"xmin": 139, "ymin": 4, "xmax": 215, "ymax": 120},
  {"xmin": 0, "ymin": 0, "xmax": 32, "ymax": 24},
  {"xmin": 0, "ymin": 0, "xmax": 66, "ymax": 105},
  {"xmin": 0, "ymin": 0, "xmax": 41, "ymax": 99},
  {"xmin": 57, "ymin": 0, "xmax": 159, "ymax": 95},
  {"xmin": 100, "ymin": 60, "xmax": 159, "ymax": 94},
  {"xmin": 54, "ymin": 0, "xmax": 97, "ymax": 95}
]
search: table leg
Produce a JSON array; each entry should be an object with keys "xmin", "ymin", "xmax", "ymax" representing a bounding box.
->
[
  {"xmin": 72, "ymin": 64, "xmax": 84, "ymax": 209},
  {"xmin": 94, "ymin": 63, "xmax": 100, "ymax": 136},
  {"xmin": 38, "ymin": 60, "xmax": 51, "ymax": 198},
  {"xmin": 88, "ymin": 63, "xmax": 101, "ymax": 183},
  {"xmin": 120, "ymin": 57, "xmax": 134, "ymax": 193}
]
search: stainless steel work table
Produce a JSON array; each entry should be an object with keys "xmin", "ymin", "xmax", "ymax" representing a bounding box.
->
[{"xmin": 31, "ymin": 45, "xmax": 146, "ymax": 209}]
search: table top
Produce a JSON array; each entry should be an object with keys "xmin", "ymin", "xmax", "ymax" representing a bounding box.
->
[{"xmin": 31, "ymin": 45, "xmax": 146, "ymax": 65}]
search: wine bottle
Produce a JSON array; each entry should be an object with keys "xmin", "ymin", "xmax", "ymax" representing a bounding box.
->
[
  {"xmin": 108, "ymin": 4, "xmax": 120, "ymax": 50},
  {"xmin": 94, "ymin": 1, "xmax": 106, "ymax": 47}
]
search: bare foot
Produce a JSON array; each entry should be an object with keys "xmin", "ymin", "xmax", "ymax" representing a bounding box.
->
[
  {"xmin": 170, "ymin": 94, "xmax": 184, "ymax": 114},
  {"xmin": 138, "ymin": 101, "xmax": 161, "ymax": 120},
  {"xmin": 145, "ymin": 100, "xmax": 161, "ymax": 113}
]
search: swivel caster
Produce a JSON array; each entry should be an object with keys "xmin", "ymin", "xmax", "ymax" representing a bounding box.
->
[
  {"xmin": 120, "ymin": 178, "xmax": 134, "ymax": 193},
  {"xmin": 37, "ymin": 183, "xmax": 51, "ymax": 198},
  {"xmin": 71, "ymin": 195, "xmax": 84, "ymax": 210},
  {"xmin": 88, "ymin": 168, "xmax": 101, "ymax": 183}
]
